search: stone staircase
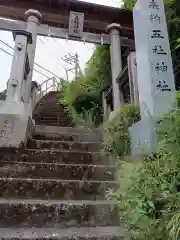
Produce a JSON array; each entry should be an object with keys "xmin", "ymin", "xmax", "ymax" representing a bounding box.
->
[
  {"xmin": 0, "ymin": 124, "xmax": 128, "ymax": 239},
  {"xmin": 33, "ymin": 91, "xmax": 73, "ymax": 127}
]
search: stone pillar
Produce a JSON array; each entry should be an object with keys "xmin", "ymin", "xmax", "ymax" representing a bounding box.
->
[
  {"xmin": 102, "ymin": 92, "xmax": 108, "ymax": 121},
  {"xmin": 129, "ymin": 0, "xmax": 176, "ymax": 155},
  {"xmin": 0, "ymin": 30, "xmax": 33, "ymax": 148},
  {"xmin": 23, "ymin": 9, "xmax": 42, "ymax": 103},
  {"xmin": 127, "ymin": 51, "xmax": 139, "ymax": 105},
  {"xmin": 30, "ymin": 81, "xmax": 40, "ymax": 112},
  {"xmin": 6, "ymin": 30, "xmax": 32, "ymax": 102},
  {"xmin": 133, "ymin": 0, "xmax": 176, "ymax": 120},
  {"xmin": 107, "ymin": 23, "xmax": 124, "ymax": 118}
]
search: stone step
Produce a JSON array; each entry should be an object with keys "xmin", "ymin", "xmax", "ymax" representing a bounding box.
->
[
  {"xmin": 38, "ymin": 100, "xmax": 63, "ymax": 104},
  {"xmin": 0, "ymin": 178, "xmax": 118, "ymax": 200},
  {"xmin": 35, "ymin": 121, "xmax": 73, "ymax": 127},
  {"xmin": 34, "ymin": 108, "xmax": 68, "ymax": 114},
  {"xmin": 34, "ymin": 112, "xmax": 70, "ymax": 116},
  {"xmin": 34, "ymin": 128, "xmax": 101, "ymax": 142},
  {"xmin": 34, "ymin": 100, "xmax": 65, "ymax": 105},
  {"xmin": 35, "ymin": 103, "xmax": 65, "ymax": 107},
  {"xmin": 39, "ymin": 91, "xmax": 60, "ymax": 97},
  {"xmin": 39, "ymin": 98, "xmax": 61, "ymax": 103},
  {"xmin": 35, "ymin": 125, "xmax": 101, "ymax": 136},
  {"xmin": 35, "ymin": 122, "xmax": 74, "ymax": 127},
  {"xmin": 27, "ymin": 140, "xmax": 101, "ymax": 152},
  {"xmin": 1, "ymin": 149, "xmax": 111, "ymax": 165},
  {"xmin": 34, "ymin": 121, "xmax": 72, "ymax": 127},
  {"xmin": 34, "ymin": 119, "xmax": 71, "ymax": 123},
  {"xmin": 33, "ymin": 132, "xmax": 99, "ymax": 142},
  {"xmin": 34, "ymin": 116, "xmax": 72, "ymax": 122},
  {"xmin": 38, "ymin": 95, "xmax": 60, "ymax": 101},
  {"xmin": 0, "ymin": 199, "xmax": 118, "ymax": 228},
  {"xmin": 34, "ymin": 109, "xmax": 70, "ymax": 114},
  {"xmin": 36, "ymin": 116, "xmax": 71, "ymax": 122},
  {"xmin": 34, "ymin": 120, "xmax": 72, "ymax": 125},
  {"xmin": 33, "ymin": 109, "xmax": 67, "ymax": 116},
  {"xmin": 36, "ymin": 104, "xmax": 65, "ymax": 108},
  {"xmin": 0, "ymin": 226, "xmax": 128, "ymax": 240},
  {"xmin": 34, "ymin": 111, "xmax": 69, "ymax": 117},
  {"xmin": 0, "ymin": 161, "xmax": 115, "ymax": 181}
]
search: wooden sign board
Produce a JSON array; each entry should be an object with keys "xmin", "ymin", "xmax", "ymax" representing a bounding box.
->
[{"xmin": 68, "ymin": 11, "xmax": 84, "ymax": 38}]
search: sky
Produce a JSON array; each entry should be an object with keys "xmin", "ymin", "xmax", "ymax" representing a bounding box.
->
[{"xmin": 0, "ymin": 0, "xmax": 123, "ymax": 91}]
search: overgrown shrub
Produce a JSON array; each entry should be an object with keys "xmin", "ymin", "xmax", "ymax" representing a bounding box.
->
[
  {"xmin": 102, "ymin": 104, "xmax": 140, "ymax": 158},
  {"xmin": 107, "ymin": 99, "xmax": 180, "ymax": 240},
  {"xmin": 60, "ymin": 79, "xmax": 103, "ymax": 127}
]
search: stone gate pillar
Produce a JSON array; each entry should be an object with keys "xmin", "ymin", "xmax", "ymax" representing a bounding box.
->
[
  {"xmin": 0, "ymin": 30, "xmax": 33, "ymax": 147},
  {"xmin": 107, "ymin": 23, "xmax": 124, "ymax": 119},
  {"xmin": 23, "ymin": 9, "xmax": 42, "ymax": 103},
  {"xmin": 127, "ymin": 51, "xmax": 139, "ymax": 105},
  {"xmin": 6, "ymin": 31, "xmax": 32, "ymax": 102}
]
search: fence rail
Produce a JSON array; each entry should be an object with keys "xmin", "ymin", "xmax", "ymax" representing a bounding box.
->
[{"xmin": 32, "ymin": 77, "xmax": 61, "ymax": 111}]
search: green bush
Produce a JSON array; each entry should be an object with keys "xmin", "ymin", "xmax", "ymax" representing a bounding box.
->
[
  {"xmin": 60, "ymin": 78, "xmax": 103, "ymax": 127},
  {"xmin": 102, "ymin": 104, "xmax": 140, "ymax": 158},
  {"xmin": 107, "ymin": 101, "xmax": 180, "ymax": 240}
]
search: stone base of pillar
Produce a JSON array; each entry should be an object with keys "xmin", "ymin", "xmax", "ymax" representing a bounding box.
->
[
  {"xmin": 109, "ymin": 109, "xmax": 120, "ymax": 120},
  {"xmin": 128, "ymin": 119, "xmax": 156, "ymax": 156},
  {"xmin": 0, "ymin": 101, "xmax": 34, "ymax": 148}
]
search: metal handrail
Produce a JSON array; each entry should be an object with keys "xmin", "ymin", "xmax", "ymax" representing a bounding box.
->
[{"xmin": 32, "ymin": 77, "xmax": 61, "ymax": 111}]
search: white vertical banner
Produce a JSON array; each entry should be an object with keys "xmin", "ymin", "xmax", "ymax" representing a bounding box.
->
[{"xmin": 68, "ymin": 11, "xmax": 84, "ymax": 38}]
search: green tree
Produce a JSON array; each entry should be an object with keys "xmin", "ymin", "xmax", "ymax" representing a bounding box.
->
[
  {"xmin": 123, "ymin": 0, "xmax": 136, "ymax": 9},
  {"xmin": 61, "ymin": 45, "xmax": 111, "ymax": 126}
]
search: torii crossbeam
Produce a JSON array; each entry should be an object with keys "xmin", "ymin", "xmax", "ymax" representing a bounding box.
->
[{"xmin": 0, "ymin": 0, "xmax": 133, "ymax": 38}]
